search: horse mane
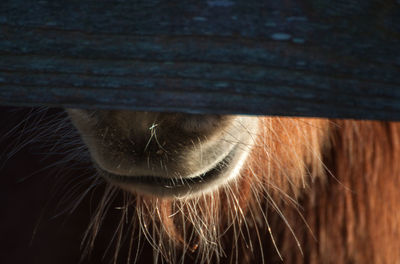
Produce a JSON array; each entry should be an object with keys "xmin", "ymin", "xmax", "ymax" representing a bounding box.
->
[{"xmin": 272, "ymin": 119, "xmax": 400, "ymax": 264}]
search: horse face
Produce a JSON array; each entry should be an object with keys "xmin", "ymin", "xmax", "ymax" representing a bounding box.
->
[{"xmin": 67, "ymin": 109, "xmax": 259, "ymax": 198}]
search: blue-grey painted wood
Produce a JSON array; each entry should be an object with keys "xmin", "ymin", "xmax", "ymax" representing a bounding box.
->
[{"xmin": 0, "ymin": 0, "xmax": 400, "ymax": 120}]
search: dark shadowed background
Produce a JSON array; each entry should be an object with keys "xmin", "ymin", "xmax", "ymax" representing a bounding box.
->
[{"xmin": 0, "ymin": 106, "xmax": 154, "ymax": 264}]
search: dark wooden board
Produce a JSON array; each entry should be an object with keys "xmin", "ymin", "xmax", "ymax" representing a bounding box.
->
[{"xmin": 1, "ymin": 0, "xmax": 400, "ymax": 120}]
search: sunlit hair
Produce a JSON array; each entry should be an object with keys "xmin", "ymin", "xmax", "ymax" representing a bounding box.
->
[
  {"xmin": 82, "ymin": 117, "xmax": 329, "ymax": 263},
  {"xmin": 6, "ymin": 109, "xmax": 400, "ymax": 264}
]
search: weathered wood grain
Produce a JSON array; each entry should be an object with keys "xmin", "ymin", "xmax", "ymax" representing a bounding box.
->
[{"xmin": 0, "ymin": 0, "xmax": 399, "ymax": 120}]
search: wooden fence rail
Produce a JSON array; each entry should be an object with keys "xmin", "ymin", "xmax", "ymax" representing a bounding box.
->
[{"xmin": 1, "ymin": 0, "xmax": 400, "ymax": 120}]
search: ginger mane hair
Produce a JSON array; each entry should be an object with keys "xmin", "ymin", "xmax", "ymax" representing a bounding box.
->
[{"xmin": 83, "ymin": 117, "xmax": 400, "ymax": 264}]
